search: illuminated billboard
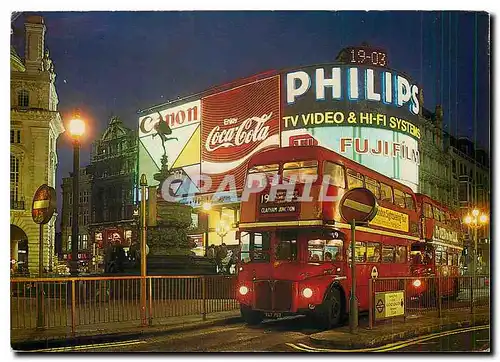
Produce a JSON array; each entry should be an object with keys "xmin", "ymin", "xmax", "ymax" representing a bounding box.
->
[
  {"xmin": 138, "ymin": 100, "xmax": 201, "ymax": 195},
  {"xmin": 138, "ymin": 53, "xmax": 423, "ymax": 201},
  {"xmin": 200, "ymin": 76, "xmax": 281, "ymax": 194},
  {"xmin": 281, "ymin": 63, "xmax": 421, "ymax": 191}
]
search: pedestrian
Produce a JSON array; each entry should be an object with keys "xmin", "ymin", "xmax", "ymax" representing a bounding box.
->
[
  {"xmin": 220, "ymin": 243, "xmax": 228, "ymax": 260},
  {"xmin": 214, "ymin": 245, "xmax": 222, "ymax": 273},
  {"xmin": 207, "ymin": 244, "xmax": 215, "ymax": 260}
]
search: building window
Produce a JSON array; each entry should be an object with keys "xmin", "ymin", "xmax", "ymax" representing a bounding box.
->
[
  {"xmin": 69, "ymin": 214, "xmax": 72, "ymax": 227},
  {"xmin": 69, "ymin": 192, "xmax": 73, "ymax": 205},
  {"xmin": 83, "ymin": 209, "xmax": 89, "ymax": 225},
  {"xmin": 10, "ymin": 154, "xmax": 20, "ymax": 202},
  {"xmin": 10, "ymin": 130, "xmax": 21, "ymax": 144},
  {"xmin": 80, "ymin": 234, "xmax": 88, "ymax": 250},
  {"xmin": 17, "ymin": 90, "xmax": 29, "ymax": 108}
]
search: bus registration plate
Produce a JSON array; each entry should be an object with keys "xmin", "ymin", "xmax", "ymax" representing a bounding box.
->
[{"xmin": 265, "ymin": 312, "xmax": 282, "ymax": 318}]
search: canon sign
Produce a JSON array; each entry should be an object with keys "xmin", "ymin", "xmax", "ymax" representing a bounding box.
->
[{"xmin": 139, "ymin": 100, "xmax": 200, "ymax": 137}]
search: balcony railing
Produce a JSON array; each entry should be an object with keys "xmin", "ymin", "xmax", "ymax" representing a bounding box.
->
[{"xmin": 11, "ymin": 200, "xmax": 25, "ymax": 210}]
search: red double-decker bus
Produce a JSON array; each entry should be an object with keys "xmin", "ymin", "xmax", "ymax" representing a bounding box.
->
[
  {"xmin": 410, "ymin": 194, "xmax": 464, "ymax": 298},
  {"xmin": 235, "ymin": 146, "xmax": 421, "ymax": 328}
]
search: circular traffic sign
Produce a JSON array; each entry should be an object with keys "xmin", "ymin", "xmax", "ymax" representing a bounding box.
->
[
  {"xmin": 31, "ymin": 184, "xmax": 56, "ymax": 225},
  {"xmin": 339, "ymin": 187, "xmax": 378, "ymax": 224}
]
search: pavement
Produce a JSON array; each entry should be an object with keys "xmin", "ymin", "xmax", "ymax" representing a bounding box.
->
[
  {"xmin": 308, "ymin": 306, "xmax": 490, "ymax": 349},
  {"xmin": 11, "ymin": 309, "xmax": 241, "ymax": 349}
]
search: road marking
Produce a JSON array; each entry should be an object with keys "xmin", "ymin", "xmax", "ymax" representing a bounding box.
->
[
  {"xmin": 32, "ymin": 339, "xmax": 146, "ymax": 352},
  {"xmin": 287, "ymin": 325, "xmax": 489, "ymax": 352}
]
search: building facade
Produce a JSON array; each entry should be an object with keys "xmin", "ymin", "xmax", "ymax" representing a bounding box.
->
[
  {"xmin": 60, "ymin": 166, "xmax": 92, "ymax": 265},
  {"xmin": 447, "ymin": 135, "xmax": 490, "ymax": 273},
  {"xmin": 88, "ymin": 116, "xmax": 138, "ymax": 265},
  {"xmin": 417, "ymin": 102, "xmax": 454, "ymax": 208},
  {"xmin": 10, "ymin": 15, "xmax": 65, "ymax": 275}
]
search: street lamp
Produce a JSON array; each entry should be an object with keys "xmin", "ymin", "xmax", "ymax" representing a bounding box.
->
[
  {"xmin": 463, "ymin": 208, "xmax": 489, "ymax": 276},
  {"xmin": 216, "ymin": 220, "xmax": 229, "ymax": 244},
  {"xmin": 68, "ymin": 110, "xmax": 85, "ymax": 276}
]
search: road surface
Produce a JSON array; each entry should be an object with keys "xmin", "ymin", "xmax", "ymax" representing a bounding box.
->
[{"xmin": 23, "ymin": 316, "xmax": 489, "ymax": 352}]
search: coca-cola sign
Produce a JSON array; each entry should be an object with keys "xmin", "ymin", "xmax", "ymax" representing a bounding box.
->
[
  {"xmin": 201, "ymin": 76, "xmax": 280, "ymax": 193},
  {"xmin": 205, "ymin": 113, "xmax": 273, "ymax": 152}
]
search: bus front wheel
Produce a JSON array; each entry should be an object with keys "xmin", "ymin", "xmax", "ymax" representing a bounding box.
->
[
  {"xmin": 240, "ymin": 305, "xmax": 263, "ymax": 325},
  {"xmin": 314, "ymin": 288, "xmax": 343, "ymax": 329}
]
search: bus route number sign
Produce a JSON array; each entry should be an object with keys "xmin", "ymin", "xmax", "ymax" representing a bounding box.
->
[
  {"xmin": 31, "ymin": 184, "xmax": 57, "ymax": 225},
  {"xmin": 339, "ymin": 187, "xmax": 378, "ymax": 224}
]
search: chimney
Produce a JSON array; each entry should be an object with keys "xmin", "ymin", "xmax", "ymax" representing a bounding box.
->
[
  {"xmin": 418, "ymin": 89, "xmax": 424, "ymax": 114},
  {"xmin": 435, "ymin": 104, "xmax": 443, "ymax": 127},
  {"xmin": 24, "ymin": 15, "xmax": 46, "ymax": 72}
]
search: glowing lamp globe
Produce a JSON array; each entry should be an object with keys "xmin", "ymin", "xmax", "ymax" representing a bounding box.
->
[{"xmin": 69, "ymin": 117, "xmax": 85, "ymax": 137}]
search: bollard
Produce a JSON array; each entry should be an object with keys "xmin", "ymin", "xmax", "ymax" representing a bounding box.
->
[{"xmin": 202, "ymin": 276, "xmax": 207, "ymax": 321}]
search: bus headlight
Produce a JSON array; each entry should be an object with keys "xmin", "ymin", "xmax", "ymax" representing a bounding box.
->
[
  {"xmin": 239, "ymin": 286, "xmax": 249, "ymax": 295},
  {"xmin": 413, "ymin": 279, "xmax": 422, "ymax": 288},
  {"xmin": 302, "ymin": 287, "xmax": 313, "ymax": 298}
]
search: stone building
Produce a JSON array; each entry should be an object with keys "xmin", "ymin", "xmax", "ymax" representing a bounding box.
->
[
  {"xmin": 10, "ymin": 15, "xmax": 65, "ymax": 275},
  {"xmin": 446, "ymin": 135, "xmax": 490, "ymax": 272},
  {"xmin": 60, "ymin": 166, "xmax": 92, "ymax": 263},
  {"xmin": 417, "ymin": 98, "xmax": 454, "ymax": 208},
  {"xmin": 88, "ymin": 116, "xmax": 138, "ymax": 263}
]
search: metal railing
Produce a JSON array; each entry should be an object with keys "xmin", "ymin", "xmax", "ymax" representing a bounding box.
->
[
  {"xmin": 368, "ymin": 275, "xmax": 490, "ymax": 328},
  {"xmin": 11, "ymin": 275, "xmax": 239, "ymax": 334}
]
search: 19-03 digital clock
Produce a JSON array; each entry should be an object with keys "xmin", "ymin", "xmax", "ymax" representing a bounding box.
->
[{"xmin": 339, "ymin": 46, "xmax": 388, "ymax": 67}]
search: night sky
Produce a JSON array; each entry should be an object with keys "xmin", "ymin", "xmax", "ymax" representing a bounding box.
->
[{"xmin": 11, "ymin": 11, "xmax": 490, "ymax": 221}]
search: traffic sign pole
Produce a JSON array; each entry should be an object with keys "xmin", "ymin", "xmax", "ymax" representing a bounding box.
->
[
  {"xmin": 339, "ymin": 188, "xmax": 377, "ymax": 335},
  {"xmin": 349, "ymin": 219, "xmax": 358, "ymax": 333},
  {"xmin": 36, "ymin": 224, "xmax": 44, "ymax": 329}
]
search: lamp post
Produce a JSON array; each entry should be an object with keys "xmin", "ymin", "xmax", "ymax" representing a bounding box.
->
[
  {"xmin": 463, "ymin": 208, "xmax": 488, "ymax": 276},
  {"xmin": 216, "ymin": 220, "xmax": 229, "ymax": 244},
  {"xmin": 139, "ymin": 174, "xmax": 148, "ymax": 326},
  {"xmin": 68, "ymin": 110, "xmax": 85, "ymax": 276}
]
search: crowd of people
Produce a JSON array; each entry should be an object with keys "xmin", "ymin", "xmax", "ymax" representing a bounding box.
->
[{"xmin": 206, "ymin": 243, "xmax": 238, "ymax": 274}]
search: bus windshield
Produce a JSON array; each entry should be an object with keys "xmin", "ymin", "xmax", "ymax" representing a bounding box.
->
[
  {"xmin": 240, "ymin": 231, "xmax": 271, "ymax": 263},
  {"xmin": 275, "ymin": 231, "xmax": 298, "ymax": 261}
]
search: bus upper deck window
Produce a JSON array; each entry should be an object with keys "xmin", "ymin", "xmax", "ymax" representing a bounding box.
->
[
  {"xmin": 405, "ymin": 193, "xmax": 415, "ymax": 210},
  {"xmin": 323, "ymin": 161, "xmax": 345, "ymax": 188},
  {"xmin": 283, "ymin": 160, "xmax": 318, "ymax": 183},
  {"xmin": 424, "ymin": 203, "xmax": 433, "ymax": 218},
  {"xmin": 394, "ymin": 189, "xmax": 405, "ymax": 208},
  {"xmin": 346, "ymin": 169, "xmax": 364, "ymax": 189},
  {"xmin": 365, "ymin": 177, "xmax": 381, "ymax": 199},
  {"xmin": 380, "ymin": 183, "xmax": 393, "ymax": 203},
  {"xmin": 246, "ymin": 164, "xmax": 279, "ymax": 188}
]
